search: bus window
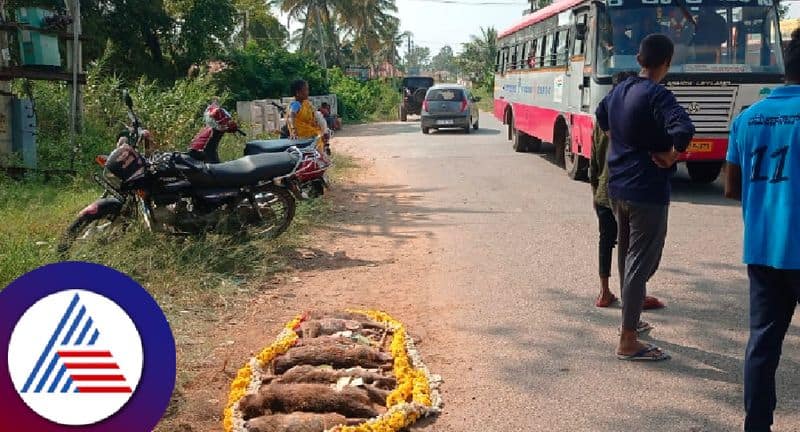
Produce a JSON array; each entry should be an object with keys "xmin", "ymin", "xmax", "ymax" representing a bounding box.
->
[
  {"xmin": 545, "ymin": 33, "xmax": 556, "ymax": 67},
  {"xmin": 556, "ymin": 29, "xmax": 569, "ymax": 66},
  {"xmin": 510, "ymin": 45, "xmax": 518, "ymax": 69},
  {"xmin": 573, "ymin": 14, "xmax": 588, "ymax": 57},
  {"xmin": 538, "ymin": 36, "xmax": 547, "ymax": 68},
  {"xmin": 596, "ymin": 0, "xmax": 784, "ymax": 76},
  {"xmin": 528, "ymin": 39, "xmax": 538, "ymax": 68},
  {"xmin": 520, "ymin": 41, "xmax": 529, "ymax": 69}
]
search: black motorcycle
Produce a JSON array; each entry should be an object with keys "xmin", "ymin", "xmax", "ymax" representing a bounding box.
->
[{"xmin": 58, "ymin": 92, "xmax": 302, "ymax": 253}]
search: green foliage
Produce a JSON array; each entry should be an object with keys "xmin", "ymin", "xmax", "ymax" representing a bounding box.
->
[
  {"xmin": 213, "ymin": 43, "xmax": 328, "ymax": 105},
  {"xmin": 457, "ymin": 27, "xmax": 498, "ymax": 91},
  {"xmin": 328, "ymin": 68, "xmax": 400, "ymax": 122},
  {"xmin": 171, "ymin": 0, "xmax": 237, "ymax": 72},
  {"xmin": 472, "ymin": 86, "xmax": 494, "ymax": 112},
  {"xmin": 405, "ymin": 46, "xmax": 431, "ymax": 72},
  {"xmin": 20, "ymin": 65, "xmax": 223, "ymax": 172},
  {"xmin": 431, "ymin": 45, "xmax": 458, "ymax": 74}
]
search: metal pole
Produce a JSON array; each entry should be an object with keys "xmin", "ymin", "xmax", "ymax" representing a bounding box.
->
[{"xmin": 68, "ymin": 0, "xmax": 80, "ymax": 171}]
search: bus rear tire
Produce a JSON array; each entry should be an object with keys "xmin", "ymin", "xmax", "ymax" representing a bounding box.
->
[{"xmin": 687, "ymin": 161, "xmax": 723, "ymax": 183}]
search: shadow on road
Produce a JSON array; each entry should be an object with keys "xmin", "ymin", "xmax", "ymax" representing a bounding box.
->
[
  {"xmin": 455, "ymin": 273, "xmax": 800, "ymax": 430},
  {"xmin": 671, "ymin": 171, "xmax": 735, "ymax": 207},
  {"xmin": 512, "ymin": 143, "xmax": 737, "ymax": 207},
  {"xmin": 319, "ymin": 182, "xmax": 504, "ymax": 246},
  {"xmin": 337, "ymin": 122, "xmax": 421, "ymax": 138},
  {"xmin": 429, "ymin": 127, "xmax": 501, "ymax": 136}
]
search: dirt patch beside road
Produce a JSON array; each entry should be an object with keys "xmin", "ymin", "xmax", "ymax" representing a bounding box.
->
[{"xmin": 159, "ymin": 153, "xmax": 443, "ymax": 431}]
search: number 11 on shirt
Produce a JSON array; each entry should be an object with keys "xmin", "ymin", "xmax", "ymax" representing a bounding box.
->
[{"xmin": 750, "ymin": 145, "xmax": 790, "ymax": 183}]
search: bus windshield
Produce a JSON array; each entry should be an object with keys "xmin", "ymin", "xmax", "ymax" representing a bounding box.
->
[{"xmin": 596, "ymin": 0, "xmax": 784, "ymax": 77}]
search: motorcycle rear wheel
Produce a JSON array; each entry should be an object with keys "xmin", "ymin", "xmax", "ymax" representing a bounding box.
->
[{"xmin": 249, "ymin": 185, "xmax": 296, "ymax": 238}]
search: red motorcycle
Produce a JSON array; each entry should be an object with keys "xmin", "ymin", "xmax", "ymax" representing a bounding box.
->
[
  {"xmin": 190, "ymin": 102, "xmax": 331, "ymax": 198},
  {"xmin": 244, "ymin": 137, "xmax": 330, "ymax": 198}
]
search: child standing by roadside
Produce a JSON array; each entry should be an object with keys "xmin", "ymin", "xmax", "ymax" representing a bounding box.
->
[
  {"xmin": 595, "ymin": 34, "xmax": 695, "ymax": 361},
  {"xmin": 591, "ymin": 71, "xmax": 665, "ymax": 312}
]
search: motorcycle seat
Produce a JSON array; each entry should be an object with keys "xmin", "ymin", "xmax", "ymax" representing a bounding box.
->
[
  {"xmin": 189, "ymin": 153, "xmax": 298, "ymax": 188},
  {"xmin": 244, "ymin": 138, "xmax": 316, "ymax": 155}
]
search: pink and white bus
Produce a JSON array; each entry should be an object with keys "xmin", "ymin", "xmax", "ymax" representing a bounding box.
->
[{"xmin": 494, "ymin": 0, "xmax": 784, "ymax": 183}]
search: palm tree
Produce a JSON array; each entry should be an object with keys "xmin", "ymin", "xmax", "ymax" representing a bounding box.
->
[
  {"xmin": 470, "ymin": 26, "xmax": 498, "ymax": 70},
  {"xmin": 273, "ymin": 0, "xmax": 343, "ymax": 65},
  {"xmin": 457, "ymin": 26, "xmax": 498, "ymax": 88},
  {"xmin": 337, "ymin": 0, "xmax": 398, "ymax": 68},
  {"xmin": 273, "ymin": 0, "xmax": 400, "ymax": 69}
]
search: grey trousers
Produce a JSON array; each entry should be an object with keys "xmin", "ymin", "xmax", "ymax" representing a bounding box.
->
[{"xmin": 612, "ymin": 199, "xmax": 669, "ymax": 331}]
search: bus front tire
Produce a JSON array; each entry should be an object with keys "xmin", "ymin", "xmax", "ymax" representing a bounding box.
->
[
  {"xmin": 565, "ymin": 150, "xmax": 588, "ymax": 181},
  {"xmin": 513, "ymin": 129, "xmax": 529, "ymax": 152},
  {"xmin": 687, "ymin": 161, "xmax": 723, "ymax": 183}
]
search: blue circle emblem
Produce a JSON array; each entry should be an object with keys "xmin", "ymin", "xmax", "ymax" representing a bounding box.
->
[{"xmin": 0, "ymin": 262, "xmax": 176, "ymax": 431}]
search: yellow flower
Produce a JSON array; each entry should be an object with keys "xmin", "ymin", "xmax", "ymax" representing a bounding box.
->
[{"xmin": 222, "ymin": 314, "xmax": 304, "ymax": 432}]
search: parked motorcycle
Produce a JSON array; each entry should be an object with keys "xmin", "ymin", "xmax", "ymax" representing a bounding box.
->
[
  {"xmin": 58, "ymin": 92, "xmax": 302, "ymax": 254},
  {"xmin": 244, "ymin": 137, "xmax": 330, "ymax": 198},
  {"xmin": 190, "ymin": 101, "xmax": 331, "ymax": 199}
]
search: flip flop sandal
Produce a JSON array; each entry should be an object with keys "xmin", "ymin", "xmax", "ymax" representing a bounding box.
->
[
  {"xmin": 617, "ymin": 343, "xmax": 671, "ymax": 361},
  {"xmin": 595, "ymin": 294, "xmax": 619, "ymax": 308},
  {"xmin": 643, "ymin": 296, "xmax": 665, "ymax": 310},
  {"xmin": 618, "ymin": 321, "xmax": 654, "ymax": 336}
]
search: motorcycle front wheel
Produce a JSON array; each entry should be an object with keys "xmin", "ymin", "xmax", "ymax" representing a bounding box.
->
[
  {"xmin": 58, "ymin": 212, "xmax": 120, "ymax": 255},
  {"xmin": 248, "ymin": 185, "xmax": 296, "ymax": 238}
]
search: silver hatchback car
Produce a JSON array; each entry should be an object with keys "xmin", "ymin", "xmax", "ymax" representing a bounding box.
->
[{"xmin": 420, "ymin": 85, "xmax": 480, "ymax": 135}]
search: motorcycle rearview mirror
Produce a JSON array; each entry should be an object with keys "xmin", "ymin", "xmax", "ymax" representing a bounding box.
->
[{"xmin": 123, "ymin": 90, "xmax": 134, "ymax": 110}]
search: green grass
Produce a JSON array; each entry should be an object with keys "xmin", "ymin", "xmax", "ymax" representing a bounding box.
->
[
  {"xmin": 0, "ymin": 153, "xmax": 354, "ymax": 306},
  {"xmin": 473, "ymin": 86, "xmax": 495, "ymax": 112}
]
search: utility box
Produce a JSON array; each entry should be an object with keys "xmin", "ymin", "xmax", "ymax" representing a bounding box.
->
[
  {"xmin": 12, "ymin": 99, "xmax": 37, "ymax": 169},
  {"xmin": 15, "ymin": 7, "xmax": 62, "ymax": 67},
  {"xmin": 0, "ymin": 96, "xmax": 12, "ymax": 157}
]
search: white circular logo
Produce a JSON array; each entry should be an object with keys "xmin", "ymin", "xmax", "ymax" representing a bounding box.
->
[{"xmin": 7, "ymin": 289, "xmax": 144, "ymax": 425}]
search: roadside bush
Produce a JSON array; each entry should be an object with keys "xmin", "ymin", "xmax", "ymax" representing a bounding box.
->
[
  {"xmin": 19, "ymin": 66, "xmax": 223, "ymax": 172},
  {"xmin": 214, "ymin": 43, "xmax": 328, "ymax": 106},
  {"xmin": 328, "ymin": 69, "xmax": 400, "ymax": 123}
]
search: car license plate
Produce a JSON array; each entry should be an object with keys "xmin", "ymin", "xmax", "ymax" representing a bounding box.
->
[
  {"xmin": 436, "ymin": 119, "xmax": 454, "ymax": 125},
  {"xmin": 688, "ymin": 141, "xmax": 713, "ymax": 152}
]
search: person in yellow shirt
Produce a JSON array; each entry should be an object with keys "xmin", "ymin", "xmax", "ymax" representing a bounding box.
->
[{"xmin": 287, "ymin": 79, "xmax": 322, "ymax": 140}]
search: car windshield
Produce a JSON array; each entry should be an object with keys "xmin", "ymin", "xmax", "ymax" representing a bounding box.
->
[
  {"xmin": 426, "ymin": 89, "xmax": 465, "ymax": 101},
  {"xmin": 404, "ymin": 78, "xmax": 434, "ymax": 88},
  {"xmin": 596, "ymin": 0, "xmax": 784, "ymax": 76}
]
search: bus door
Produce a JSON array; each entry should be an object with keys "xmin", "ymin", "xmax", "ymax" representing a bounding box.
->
[
  {"xmin": 566, "ymin": 9, "xmax": 590, "ymax": 113},
  {"xmin": 566, "ymin": 8, "xmax": 592, "ymax": 155}
]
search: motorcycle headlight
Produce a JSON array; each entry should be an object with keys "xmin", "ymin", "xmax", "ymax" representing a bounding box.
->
[{"xmin": 103, "ymin": 166, "xmax": 123, "ymax": 190}]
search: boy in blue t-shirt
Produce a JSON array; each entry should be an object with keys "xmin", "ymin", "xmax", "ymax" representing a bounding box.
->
[{"xmin": 725, "ymin": 28, "xmax": 800, "ymax": 432}]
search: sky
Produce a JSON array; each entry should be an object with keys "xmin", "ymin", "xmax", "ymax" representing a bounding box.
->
[
  {"xmin": 278, "ymin": 0, "xmax": 531, "ymax": 57},
  {"xmin": 393, "ymin": 0, "xmax": 530, "ymax": 55},
  {"xmin": 281, "ymin": 0, "xmax": 800, "ymax": 59}
]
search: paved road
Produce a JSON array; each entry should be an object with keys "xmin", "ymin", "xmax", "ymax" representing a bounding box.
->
[{"xmin": 335, "ymin": 114, "xmax": 800, "ymax": 432}]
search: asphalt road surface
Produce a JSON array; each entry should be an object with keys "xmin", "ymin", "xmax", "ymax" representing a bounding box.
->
[{"xmin": 335, "ymin": 113, "xmax": 800, "ymax": 432}]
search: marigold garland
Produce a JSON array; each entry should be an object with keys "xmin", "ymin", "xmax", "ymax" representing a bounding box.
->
[
  {"xmin": 222, "ymin": 314, "xmax": 304, "ymax": 432},
  {"xmin": 223, "ymin": 310, "xmax": 442, "ymax": 432}
]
